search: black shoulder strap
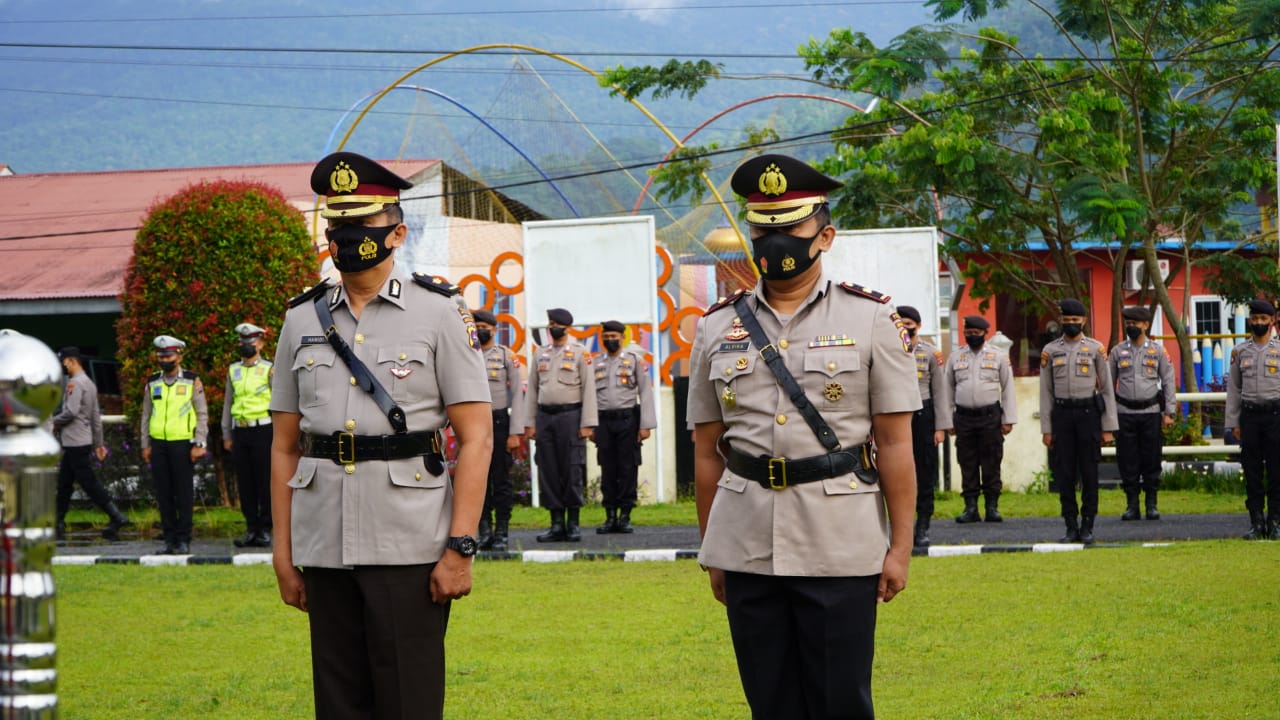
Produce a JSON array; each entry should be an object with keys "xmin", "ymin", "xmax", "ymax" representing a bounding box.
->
[
  {"xmin": 412, "ymin": 272, "xmax": 461, "ymax": 297},
  {"xmin": 731, "ymin": 294, "xmax": 841, "ymax": 452},
  {"xmin": 313, "ymin": 296, "xmax": 408, "ymax": 434},
  {"xmin": 288, "ymin": 279, "xmax": 334, "ymax": 309}
]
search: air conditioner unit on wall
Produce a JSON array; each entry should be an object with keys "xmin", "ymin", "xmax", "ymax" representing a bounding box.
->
[{"xmin": 1123, "ymin": 259, "xmax": 1172, "ymax": 291}]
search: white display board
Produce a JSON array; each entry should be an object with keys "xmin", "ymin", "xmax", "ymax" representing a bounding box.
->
[
  {"xmin": 523, "ymin": 216, "xmax": 657, "ymax": 326},
  {"xmin": 824, "ymin": 226, "xmax": 941, "ymax": 335}
]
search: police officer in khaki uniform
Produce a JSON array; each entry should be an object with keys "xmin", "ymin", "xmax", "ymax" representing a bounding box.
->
[
  {"xmin": 1225, "ymin": 298, "xmax": 1280, "ymax": 540},
  {"xmin": 525, "ymin": 308, "xmax": 598, "ymax": 542},
  {"xmin": 1110, "ymin": 306, "xmax": 1176, "ymax": 521},
  {"xmin": 896, "ymin": 306, "xmax": 945, "ymax": 547},
  {"xmin": 1040, "ymin": 298, "xmax": 1118, "ymax": 544},
  {"xmin": 593, "ymin": 320, "xmax": 657, "ymax": 534},
  {"xmin": 222, "ymin": 322, "xmax": 274, "ymax": 548},
  {"xmin": 270, "ymin": 152, "xmax": 492, "ymax": 720},
  {"xmin": 474, "ymin": 308, "xmax": 525, "ymax": 551},
  {"xmin": 53, "ymin": 346, "xmax": 130, "ymax": 541},
  {"xmin": 140, "ymin": 335, "xmax": 209, "ymax": 555},
  {"xmin": 689, "ymin": 154, "xmax": 919, "ymax": 719},
  {"xmin": 937, "ymin": 315, "xmax": 1018, "ymax": 524}
]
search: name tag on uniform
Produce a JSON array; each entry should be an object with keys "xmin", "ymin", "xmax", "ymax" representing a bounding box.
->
[
  {"xmin": 300, "ymin": 335, "xmax": 327, "ymax": 346},
  {"xmin": 719, "ymin": 342, "xmax": 749, "ymax": 352}
]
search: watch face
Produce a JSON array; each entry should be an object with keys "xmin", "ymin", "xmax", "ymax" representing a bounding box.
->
[{"xmin": 452, "ymin": 535, "xmax": 478, "ymax": 556}]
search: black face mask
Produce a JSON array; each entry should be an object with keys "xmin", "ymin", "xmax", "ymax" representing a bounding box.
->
[
  {"xmin": 603, "ymin": 338, "xmax": 621, "ymax": 353},
  {"xmin": 906, "ymin": 327, "xmax": 917, "ymax": 339},
  {"xmin": 751, "ymin": 227, "xmax": 822, "ymax": 280},
  {"xmin": 476, "ymin": 329, "xmax": 493, "ymax": 345},
  {"xmin": 238, "ymin": 343, "xmax": 257, "ymax": 358},
  {"xmin": 326, "ymin": 223, "xmax": 398, "ymax": 273},
  {"xmin": 1125, "ymin": 326, "xmax": 1142, "ymax": 342},
  {"xmin": 965, "ymin": 335, "xmax": 984, "ymax": 351},
  {"xmin": 159, "ymin": 360, "xmax": 178, "ymax": 373},
  {"xmin": 548, "ymin": 326, "xmax": 567, "ymax": 340},
  {"xmin": 1062, "ymin": 323, "xmax": 1083, "ymax": 338},
  {"xmin": 62, "ymin": 364, "xmax": 72, "ymax": 377},
  {"xmin": 1250, "ymin": 323, "xmax": 1272, "ymax": 338}
]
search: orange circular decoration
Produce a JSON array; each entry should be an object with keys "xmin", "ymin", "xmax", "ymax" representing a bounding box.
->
[
  {"xmin": 496, "ymin": 313, "xmax": 525, "ymax": 353},
  {"xmin": 656, "ymin": 290, "xmax": 676, "ymax": 332},
  {"xmin": 655, "ymin": 245, "xmax": 673, "ymax": 286},
  {"xmin": 456, "ymin": 274, "xmax": 492, "ymax": 298},
  {"xmin": 661, "ymin": 348, "xmax": 689, "ymax": 386},
  {"xmin": 490, "ymin": 251, "xmax": 524, "ymax": 294},
  {"xmin": 669, "ymin": 305, "xmax": 705, "ymax": 348}
]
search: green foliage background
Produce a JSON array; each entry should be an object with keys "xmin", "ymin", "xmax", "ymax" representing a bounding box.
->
[{"xmin": 114, "ymin": 180, "xmax": 317, "ymax": 438}]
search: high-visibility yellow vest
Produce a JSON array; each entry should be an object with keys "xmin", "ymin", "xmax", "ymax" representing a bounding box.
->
[
  {"xmin": 148, "ymin": 372, "xmax": 198, "ymax": 441},
  {"xmin": 229, "ymin": 360, "xmax": 272, "ymax": 421}
]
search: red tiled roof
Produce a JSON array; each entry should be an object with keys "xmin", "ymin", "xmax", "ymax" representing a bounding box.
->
[{"xmin": 0, "ymin": 160, "xmax": 438, "ymax": 302}]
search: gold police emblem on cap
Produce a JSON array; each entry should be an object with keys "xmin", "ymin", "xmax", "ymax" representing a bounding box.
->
[
  {"xmin": 331, "ymin": 161, "xmax": 359, "ymax": 193},
  {"xmin": 758, "ymin": 163, "xmax": 787, "ymax": 197}
]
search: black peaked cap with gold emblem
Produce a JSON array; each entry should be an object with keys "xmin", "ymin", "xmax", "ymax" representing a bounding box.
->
[
  {"xmin": 311, "ymin": 151, "xmax": 413, "ymax": 220},
  {"xmin": 729, "ymin": 153, "xmax": 844, "ymax": 227}
]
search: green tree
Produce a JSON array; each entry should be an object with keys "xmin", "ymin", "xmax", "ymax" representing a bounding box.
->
[{"xmin": 115, "ymin": 180, "xmax": 317, "ymax": 503}]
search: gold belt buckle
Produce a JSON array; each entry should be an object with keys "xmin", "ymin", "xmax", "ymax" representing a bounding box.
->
[
  {"xmin": 767, "ymin": 457, "xmax": 787, "ymax": 490},
  {"xmin": 337, "ymin": 432, "xmax": 356, "ymax": 464}
]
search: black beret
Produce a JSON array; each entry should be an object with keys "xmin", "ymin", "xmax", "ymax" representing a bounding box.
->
[
  {"xmin": 472, "ymin": 309, "xmax": 497, "ymax": 326},
  {"xmin": 1059, "ymin": 298, "xmax": 1087, "ymax": 316},
  {"xmin": 601, "ymin": 320, "xmax": 626, "ymax": 334},
  {"xmin": 57, "ymin": 346, "xmax": 81, "ymax": 360},
  {"xmin": 311, "ymin": 151, "xmax": 412, "ymax": 219},
  {"xmin": 963, "ymin": 315, "xmax": 989, "ymax": 331},
  {"xmin": 729, "ymin": 154, "xmax": 843, "ymax": 227},
  {"xmin": 896, "ymin": 305, "xmax": 921, "ymax": 324},
  {"xmin": 547, "ymin": 308, "xmax": 573, "ymax": 326},
  {"xmin": 1121, "ymin": 306, "xmax": 1151, "ymax": 322},
  {"xmin": 1248, "ymin": 299, "xmax": 1276, "ymax": 316}
]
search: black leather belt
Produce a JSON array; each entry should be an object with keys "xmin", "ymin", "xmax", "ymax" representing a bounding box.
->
[
  {"xmin": 1116, "ymin": 394, "xmax": 1160, "ymax": 410},
  {"xmin": 954, "ymin": 403, "xmax": 1000, "ymax": 417},
  {"xmin": 1054, "ymin": 397, "xmax": 1095, "ymax": 408},
  {"xmin": 1243, "ymin": 400, "xmax": 1280, "ymax": 413},
  {"xmin": 538, "ymin": 403, "xmax": 582, "ymax": 415},
  {"xmin": 724, "ymin": 444, "xmax": 876, "ymax": 490},
  {"xmin": 599, "ymin": 408, "xmax": 637, "ymax": 420},
  {"xmin": 301, "ymin": 430, "xmax": 441, "ymax": 465}
]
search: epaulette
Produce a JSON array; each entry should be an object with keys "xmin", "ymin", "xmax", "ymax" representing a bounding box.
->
[
  {"xmin": 839, "ymin": 282, "xmax": 891, "ymax": 303},
  {"xmin": 287, "ymin": 278, "xmax": 334, "ymax": 309},
  {"xmin": 412, "ymin": 272, "xmax": 460, "ymax": 297},
  {"xmin": 182, "ymin": 370, "xmax": 199, "ymax": 381},
  {"xmin": 147, "ymin": 372, "xmax": 162, "ymax": 382},
  {"xmin": 704, "ymin": 289, "xmax": 751, "ymax": 316}
]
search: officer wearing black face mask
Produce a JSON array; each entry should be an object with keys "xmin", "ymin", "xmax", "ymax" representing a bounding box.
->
[
  {"xmin": 221, "ymin": 322, "xmax": 274, "ymax": 548},
  {"xmin": 936, "ymin": 315, "xmax": 1018, "ymax": 523},
  {"xmin": 1039, "ymin": 298, "xmax": 1118, "ymax": 544},
  {"xmin": 1224, "ymin": 298, "xmax": 1280, "ymax": 540},
  {"xmin": 1109, "ymin": 307, "xmax": 1175, "ymax": 522},
  {"xmin": 592, "ymin": 320, "xmax": 656, "ymax": 533},
  {"xmin": 897, "ymin": 306, "xmax": 945, "ymax": 546},
  {"xmin": 473, "ymin": 309, "xmax": 525, "ymax": 552}
]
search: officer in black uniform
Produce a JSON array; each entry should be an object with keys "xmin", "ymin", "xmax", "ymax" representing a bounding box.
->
[
  {"xmin": 1224, "ymin": 298, "xmax": 1280, "ymax": 540},
  {"xmin": 1110, "ymin": 306, "xmax": 1175, "ymax": 521},
  {"xmin": 896, "ymin": 306, "xmax": 944, "ymax": 547},
  {"xmin": 474, "ymin": 308, "xmax": 525, "ymax": 552}
]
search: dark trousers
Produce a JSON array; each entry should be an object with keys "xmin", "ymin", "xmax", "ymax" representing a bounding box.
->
[
  {"xmin": 724, "ymin": 571, "xmax": 878, "ymax": 720},
  {"xmin": 56, "ymin": 444, "xmax": 115, "ymax": 520},
  {"xmin": 1116, "ymin": 412, "xmax": 1162, "ymax": 494},
  {"xmin": 1051, "ymin": 405, "xmax": 1101, "ymax": 518},
  {"xmin": 483, "ymin": 409, "xmax": 514, "ymax": 520},
  {"xmin": 151, "ymin": 438, "xmax": 194, "ymax": 544},
  {"xmin": 1239, "ymin": 407, "xmax": 1280, "ymax": 518},
  {"xmin": 910, "ymin": 403, "xmax": 938, "ymax": 517},
  {"xmin": 232, "ymin": 424, "xmax": 273, "ymax": 533},
  {"xmin": 534, "ymin": 408, "xmax": 585, "ymax": 510},
  {"xmin": 597, "ymin": 407, "xmax": 641, "ymax": 510},
  {"xmin": 954, "ymin": 409, "xmax": 1004, "ymax": 501},
  {"xmin": 303, "ymin": 565, "xmax": 449, "ymax": 720}
]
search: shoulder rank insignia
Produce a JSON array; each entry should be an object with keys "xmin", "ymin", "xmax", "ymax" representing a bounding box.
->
[
  {"xmin": 412, "ymin": 272, "xmax": 461, "ymax": 297},
  {"xmin": 839, "ymin": 282, "xmax": 891, "ymax": 303},
  {"xmin": 287, "ymin": 278, "xmax": 335, "ymax": 309},
  {"xmin": 704, "ymin": 290, "xmax": 751, "ymax": 316}
]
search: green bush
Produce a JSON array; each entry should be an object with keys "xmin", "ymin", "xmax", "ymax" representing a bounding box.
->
[{"xmin": 1160, "ymin": 463, "xmax": 1245, "ymax": 494}]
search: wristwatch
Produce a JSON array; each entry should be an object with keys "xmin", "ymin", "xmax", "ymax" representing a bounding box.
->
[
  {"xmin": 446, "ymin": 535, "xmax": 478, "ymax": 557},
  {"xmin": 194, "ymin": 441, "xmax": 206, "ymax": 448}
]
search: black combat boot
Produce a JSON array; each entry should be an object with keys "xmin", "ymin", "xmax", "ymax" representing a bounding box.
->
[
  {"xmin": 1079, "ymin": 515, "xmax": 1096, "ymax": 545},
  {"xmin": 536, "ymin": 510, "xmax": 567, "ymax": 543},
  {"xmin": 1060, "ymin": 516, "xmax": 1081, "ymax": 543},
  {"xmin": 490, "ymin": 509, "xmax": 511, "ymax": 552},
  {"xmin": 565, "ymin": 507, "xmax": 582, "ymax": 542},
  {"xmin": 913, "ymin": 517, "xmax": 931, "ymax": 549},
  {"xmin": 101, "ymin": 502, "xmax": 132, "ymax": 541},
  {"xmin": 955, "ymin": 498, "xmax": 980, "ymax": 524},
  {"xmin": 478, "ymin": 513, "xmax": 494, "ymax": 550},
  {"xmin": 596, "ymin": 508, "xmax": 618, "ymax": 534},
  {"xmin": 616, "ymin": 507, "xmax": 635, "ymax": 534},
  {"xmin": 1121, "ymin": 491, "xmax": 1141, "ymax": 521},
  {"xmin": 1145, "ymin": 491, "xmax": 1161, "ymax": 520},
  {"xmin": 984, "ymin": 495, "xmax": 1003, "ymax": 523},
  {"xmin": 1243, "ymin": 512, "xmax": 1267, "ymax": 541}
]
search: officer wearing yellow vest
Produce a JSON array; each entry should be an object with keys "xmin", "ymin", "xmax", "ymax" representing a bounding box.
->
[
  {"xmin": 222, "ymin": 322, "xmax": 274, "ymax": 548},
  {"xmin": 140, "ymin": 335, "xmax": 209, "ymax": 555}
]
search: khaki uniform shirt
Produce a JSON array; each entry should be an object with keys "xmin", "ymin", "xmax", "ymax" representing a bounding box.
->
[
  {"xmin": 483, "ymin": 344, "xmax": 526, "ymax": 435},
  {"xmin": 595, "ymin": 349, "xmax": 657, "ymax": 429},
  {"xmin": 1110, "ymin": 339, "xmax": 1176, "ymax": 415},
  {"xmin": 935, "ymin": 343, "xmax": 1018, "ymax": 429},
  {"xmin": 271, "ymin": 269, "xmax": 490, "ymax": 568},
  {"xmin": 1225, "ymin": 337, "xmax": 1280, "ymax": 431},
  {"xmin": 687, "ymin": 274, "xmax": 921, "ymax": 577},
  {"xmin": 1039, "ymin": 336, "xmax": 1119, "ymax": 433},
  {"xmin": 914, "ymin": 339, "xmax": 945, "ymax": 404},
  {"xmin": 52, "ymin": 369, "xmax": 103, "ymax": 448},
  {"xmin": 525, "ymin": 339, "xmax": 599, "ymax": 429}
]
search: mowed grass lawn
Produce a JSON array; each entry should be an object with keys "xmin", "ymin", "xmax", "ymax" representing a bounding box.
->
[{"xmin": 56, "ymin": 540, "xmax": 1279, "ymax": 719}]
